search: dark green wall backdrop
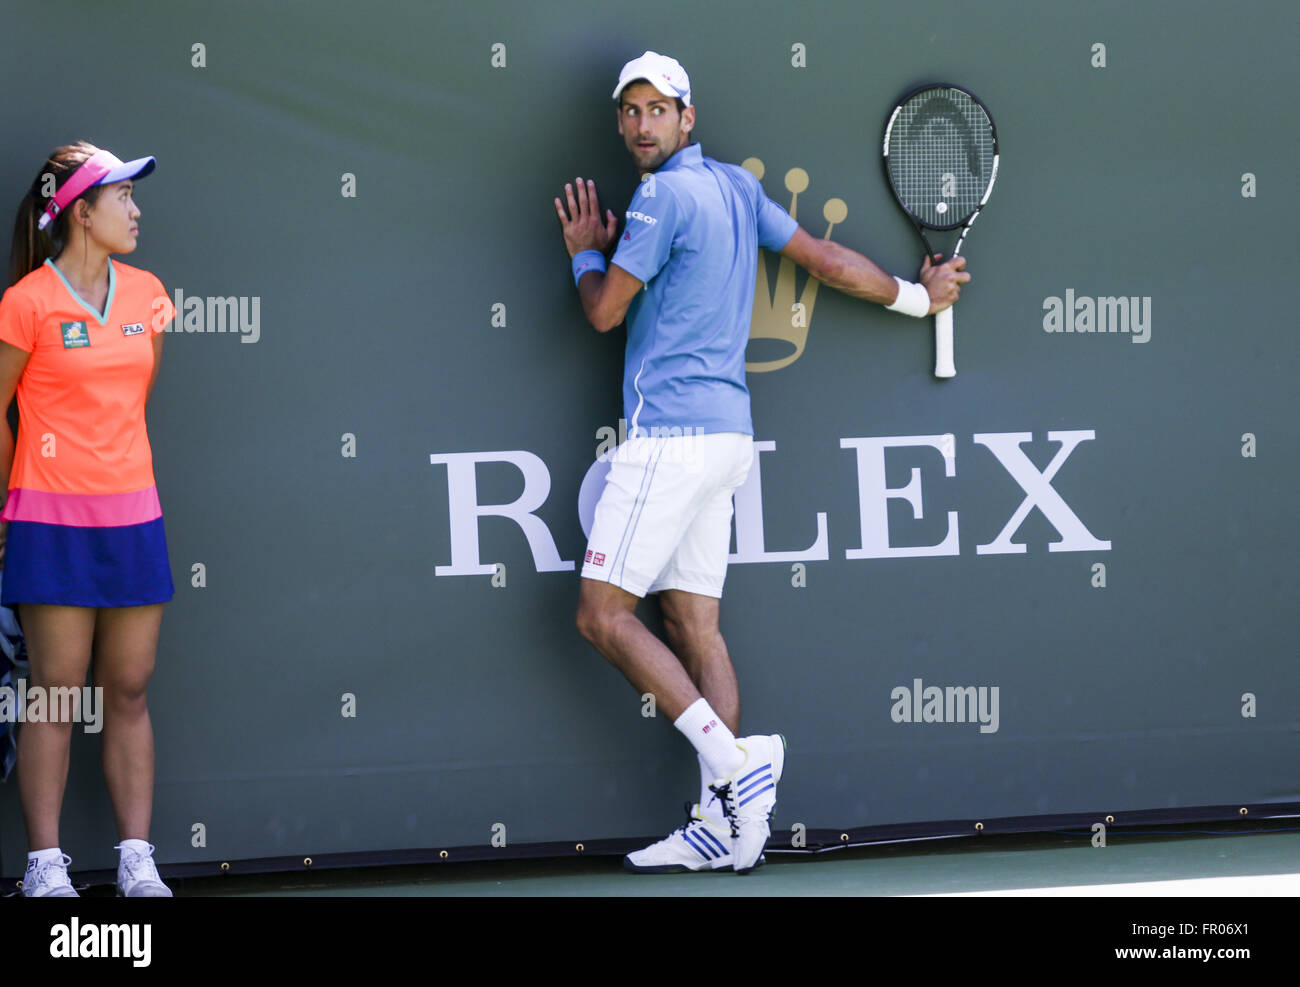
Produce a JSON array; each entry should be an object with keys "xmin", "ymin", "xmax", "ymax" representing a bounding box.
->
[{"xmin": 1, "ymin": 0, "xmax": 1296, "ymax": 874}]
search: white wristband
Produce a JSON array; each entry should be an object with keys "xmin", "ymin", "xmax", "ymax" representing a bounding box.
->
[{"xmin": 885, "ymin": 277, "xmax": 931, "ymax": 318}]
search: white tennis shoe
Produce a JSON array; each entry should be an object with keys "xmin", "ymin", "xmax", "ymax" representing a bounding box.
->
[
  {"xmin": 624, "ymin": 802, "xmax": 736, "ymax": 873},
  {"xmin": 22, "ymin": 852, "xmax": 79, "ymax": 897},
  {"xmin": 710, "ymin": 733, "xmax": 786, "ymax": 874},
  {"xmin": 116, "ymin": 842, "xmax": 173, "ymax": 897}
]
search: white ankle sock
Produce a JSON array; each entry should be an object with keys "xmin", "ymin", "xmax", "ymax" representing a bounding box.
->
[
  {"xmin": 674, "ymin": 699, "xmax": 743, "ymax": 779},
  {"xmin": 118, "ymin": 838, "xmax": 150, "ymax": 857},
  {"xmin": 28, "ymin": 846, "xmax": 64, "ymax": 867}
]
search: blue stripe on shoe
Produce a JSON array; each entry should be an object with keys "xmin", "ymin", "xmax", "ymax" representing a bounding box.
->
[
  {"xmin": 738, "ymin": 762, "xmax": 772, "ymax": 786},
  {"xmin": 739, "ymin": 782, "xmax": 775, "ymax": 808},
  {"xmin": 738, "ymin": 772, "xmax": 773, "ymax": 798},
  {"xmin": 681, "ymin": 833, "xmax": 713, "ymax": 860},
  {"xmin": 699, "ymin": 829, "xmax": 729, "ymax": 856},
  {"xmin": 683, "ymin": 830, "xmax": 719, "ymax": 859}
]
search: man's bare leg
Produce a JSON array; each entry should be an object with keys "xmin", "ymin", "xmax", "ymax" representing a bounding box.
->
[
  {"xmin": 658, "ymin": 589, "xmax": 739, "ymax": 735},
  {"xmin": 575, "ymin": 578, "xmax": 701, "ymax": 721},
  {"xmin": 576, "ymin": 576, "xmax": 744, "ymax": 783}
]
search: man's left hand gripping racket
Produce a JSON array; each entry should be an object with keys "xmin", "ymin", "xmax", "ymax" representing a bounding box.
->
[{"xmin": 882, "ymin": 84, "xmax": 998, "ymax": 378}]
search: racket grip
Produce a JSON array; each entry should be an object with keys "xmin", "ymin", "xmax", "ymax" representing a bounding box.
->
[{"xmin": 934, "ymin": 305, "xmax": 956, "ymax": 378}]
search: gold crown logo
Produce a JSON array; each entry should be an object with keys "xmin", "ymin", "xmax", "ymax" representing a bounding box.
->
[{"xmin": 742, "ymin": 159, "xmax": 846, "ymax": 372}]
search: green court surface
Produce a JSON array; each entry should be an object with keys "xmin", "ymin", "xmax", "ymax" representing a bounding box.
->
[{"xmin": 151, "ymin": 824, "xmax": 1298, "ymax": 897}]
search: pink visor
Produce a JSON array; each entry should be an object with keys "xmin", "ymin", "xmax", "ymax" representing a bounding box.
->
[{"xmin": 38, "ymin": 149, "xmax": 156, "ymax": 231}]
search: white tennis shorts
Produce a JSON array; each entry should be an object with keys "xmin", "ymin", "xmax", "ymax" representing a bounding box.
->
[{"xmin": 581, "ymin": 431, "xmax": 754, "ymax": 598}]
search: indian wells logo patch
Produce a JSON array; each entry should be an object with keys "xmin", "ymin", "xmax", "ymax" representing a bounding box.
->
[
  {"xmin": 60, "ymin": 321, "xmax": 89, "ymax": 348},
  {"xmin": 121, "ymin": 322, "xmax": 145, "ymax": 336}
]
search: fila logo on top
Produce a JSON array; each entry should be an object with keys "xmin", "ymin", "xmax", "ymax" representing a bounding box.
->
[{"xmin": 428, "ymin": 430, "xmax": 1111, "ymax": 577}]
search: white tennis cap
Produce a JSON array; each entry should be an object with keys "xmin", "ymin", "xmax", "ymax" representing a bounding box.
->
[{"xmin": 612, "ymin": 51, "xmax": 691, "ymax": 107}]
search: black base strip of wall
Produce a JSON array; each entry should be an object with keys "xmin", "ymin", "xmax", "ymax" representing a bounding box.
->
[{"xmin": 8, "ymin": 800, "xmax": 1297, "ymax": 890}]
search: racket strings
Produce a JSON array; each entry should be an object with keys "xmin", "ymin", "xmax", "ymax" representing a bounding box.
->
[{"xmin": 888, "ymin": 89, "xmax": 994, "ymax": 228}]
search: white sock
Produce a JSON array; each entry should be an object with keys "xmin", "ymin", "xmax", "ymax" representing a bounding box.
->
[
  {"xmin": 674, "ymin": 698, "xmax": 743, "ymax": 780},
  {"xmin": 118, "ymin": 838, "xmax": 150, "ymax": 857},
  {"xmin": 28, "ymin": 846, "xmax": 64, "ymax": 867}
]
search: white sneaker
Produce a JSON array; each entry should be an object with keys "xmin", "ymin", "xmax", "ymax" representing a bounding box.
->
[
  {"xmin": 710, "ymin": 733, "xmax": 785, "ymax": 874},
  {"xmin": 624, "ymin": 802, "xmax": 737, "ymax": 873},
  {"xmin": 23, "ymin": 852, "xmax": 79, "ymax": 897},
  {"xmin": 115, "ymin": 842, "xmax": 173, "ymax": 897}
]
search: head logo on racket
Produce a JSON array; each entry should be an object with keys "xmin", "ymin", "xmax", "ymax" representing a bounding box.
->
[{"xmin": 882, "ymin": 83, "xmax": 999, "ymax": 378}]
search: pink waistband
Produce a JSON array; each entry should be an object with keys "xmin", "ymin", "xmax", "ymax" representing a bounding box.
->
[{"xmin": 1, "ymin": 487, "xmax": 162, "ymax": 527}]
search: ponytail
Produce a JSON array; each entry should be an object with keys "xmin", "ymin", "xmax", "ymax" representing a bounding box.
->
[{"xmin": 8, "ymin": 141, "xmax": 103, "ymax": 288}]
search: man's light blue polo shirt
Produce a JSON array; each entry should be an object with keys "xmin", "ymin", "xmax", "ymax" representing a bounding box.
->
[{"xmin": 610, "ymin": 143, "xmax": 797, "ymax": 437}]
